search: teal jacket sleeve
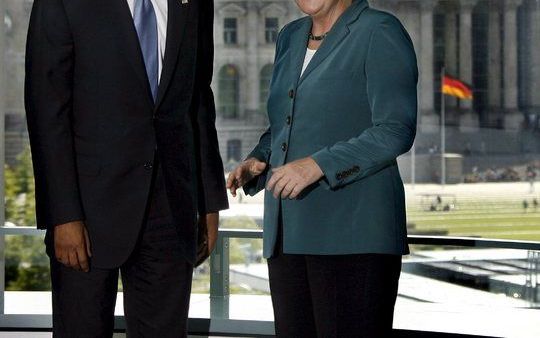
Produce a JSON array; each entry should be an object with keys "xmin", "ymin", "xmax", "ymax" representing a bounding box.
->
[
  {"xmin": 243, "ymin": 22, "xmax": 292, "ymax": 196},
  {"xmin": 247, "ymin": 127, "xmax": 272, "ymax": 163},
  {"xmin": 311, "ymin": 17, "xmax": 418, "ymax": 190},
  {"xmin": 243, "ymin": 127, "xmax": 271, "ymax": 196}
]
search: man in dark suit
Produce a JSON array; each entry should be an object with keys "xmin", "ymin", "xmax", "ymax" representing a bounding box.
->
[{"xmin": 24, "ymin": 0, "xmax": 228, "ymax": 336}]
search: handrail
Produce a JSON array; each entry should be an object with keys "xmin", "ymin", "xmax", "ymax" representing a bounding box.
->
[
  {"xmin": 2, "ymin": 226, "xmax": 540, "ymax": 251},
  {"xmin": 407, "ymin": 235, "xmax": 540, "ymax": 250}
]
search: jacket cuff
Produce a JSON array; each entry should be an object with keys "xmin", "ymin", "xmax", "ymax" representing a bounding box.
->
[
  {"xmin": 40, "ymin": 201, "xmax": 85, "ymax": 229},
  {"xmin": 246, "ymin": 148, "xmax": 270, "ymax": 164},
  {"xmin": 198, "ymin": 185, "xmax": 229, "ymax": 214},
  {"xmin": 243, "ymin": 170, "xmax": 269, "ymax": 196},
  {"xmin": 311, "ymin": 148, "xmax": 361, "ymax": 190},
  {"xmin": 202, "ymin": 200, "xmax": 230, "ymax": 214},
  {"xmin": 243, "ymin": 148, "xmax": 270, "ymax": 196}
]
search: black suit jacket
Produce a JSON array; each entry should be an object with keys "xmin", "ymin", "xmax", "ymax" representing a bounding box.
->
[{"xmin": 24, "ymin": 0, "xmax": 228, "ymax": 268}]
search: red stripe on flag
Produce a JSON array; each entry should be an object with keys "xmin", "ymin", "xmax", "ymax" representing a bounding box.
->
[{"xmin": 442, "ymin": 75, "xmax": 473, "ymax": 99}]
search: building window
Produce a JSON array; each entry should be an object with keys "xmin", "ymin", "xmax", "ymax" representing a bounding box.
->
[
  {"xmin": 260, "ymin": 64, "xmax": 273, "ymax": 114},
  {"xmin": 265, "ymin": 18, "xmax": 279, "ymax": 43},
  {"xmin": 223, "ymin": 18, "xmax": 238, "ymax": 45},
  {"xmin": 218, "ymin": 65, "xmax": 239, "ymax": 119},
  {"xmin": 227, "ymin": 139, "xmax": 242, "ymax": 163}
]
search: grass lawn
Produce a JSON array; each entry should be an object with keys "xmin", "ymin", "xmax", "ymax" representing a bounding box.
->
[{"xmin": 407, "ymin": 198, "xmax": 540, "ymax": 241}]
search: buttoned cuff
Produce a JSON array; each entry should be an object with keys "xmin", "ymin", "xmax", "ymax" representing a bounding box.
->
[{"xmin": 311, "ymin": 149, "xmax": 361, "ymax": 190}]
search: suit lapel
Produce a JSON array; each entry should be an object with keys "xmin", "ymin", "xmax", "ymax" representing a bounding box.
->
[
  {"xmin": 288, "ymin": 19, "xmax": 312, "ymax": 90},
  {"xmin": 155, "ymin": 0, "xmax": 191, "ymax": 109},
  {"xmin": 297, "ymin": 27, "xmax": 350, "ymax": 85},
  {"xmin": 298, "ymin": 0, "xmax": 369, "ymax": 86},
  {"xmin": 115, "ymin": 0, "xmax": 154, "ymax": 106}
]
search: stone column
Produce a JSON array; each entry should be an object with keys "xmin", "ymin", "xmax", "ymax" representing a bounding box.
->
[
  {"xmin": 445, "ymin": 8, "xmax": 459, "ymax": 117},
  {"xmin": 503, "ymin": 0, "xmax": 524, "ymax": 130},
  {"xmin": 459, "ymin": 0, "xmax": 479, "ymax": 130},
  {"xmin": 526, "ymin": 0, "xmax": 540, "ymax": 116},
  {"xmin": 487, "ymin": 1, "xmax": 502, "ymax": 126},
  {"xmin": 399, "ymin": 2, "xmax": 420, "ymax": 54},
  {"xmin": 245, "ymin": 2, "xmax": 260, "ymax": 117},
  {"xmin": 419, "ymin": 0, "xmax": 439, "ymax": 133},
  {"xmin": 211, "ymin": 10, "xmax": 222, "ymax": 97}
]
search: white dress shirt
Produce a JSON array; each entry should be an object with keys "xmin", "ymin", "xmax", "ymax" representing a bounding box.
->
[
  {"xmin": 127, "ymin": 0, "xmax": 168, "ymax": 81},
  {"xmin": 301, "ymin": 48, "xmax": 317, "ymax": 77}
]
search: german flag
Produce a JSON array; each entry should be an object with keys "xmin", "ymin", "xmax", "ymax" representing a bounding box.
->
[{"xmin": 442, "ymin": 75, "xmax": 473, "ymax": 100}]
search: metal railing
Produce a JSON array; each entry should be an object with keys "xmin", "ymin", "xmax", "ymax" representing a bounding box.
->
[{"xmin": 0, "ymin": 225, "xmax": 539, "ymax": 336}]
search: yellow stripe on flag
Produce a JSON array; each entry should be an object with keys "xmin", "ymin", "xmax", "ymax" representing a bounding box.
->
[{"xmin": 442, "ymin": 84, "xmax": 471, "ymax": 100}]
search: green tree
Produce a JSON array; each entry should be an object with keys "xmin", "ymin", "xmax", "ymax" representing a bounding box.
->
[
  {"xmin": 5, "ymin": 235, "xmax": 50, "ymax": 291},
  {"xmin": 5, "ymin": 147, "xmax": 36, "ymax": 226},
  {"xmin": 4, "ymin": 164, "xmax": 17, "ymax": 223},
  {"xmin": 4, "ymin": 146, "xmax": 49, "ymax": 291}
]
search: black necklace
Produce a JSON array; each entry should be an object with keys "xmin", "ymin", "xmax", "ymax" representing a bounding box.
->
[{"xmin": 308, "ymin": 32, "xmax": 328, "ymax": 41}]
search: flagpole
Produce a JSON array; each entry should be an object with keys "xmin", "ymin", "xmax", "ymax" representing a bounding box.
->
[
  {"xmin": 441, "ymin": 66, "xmax": 446, "ymax": 186},
  {"xmin": 411, "ymin": 141, "xmax": 416, "ymax": 190}
]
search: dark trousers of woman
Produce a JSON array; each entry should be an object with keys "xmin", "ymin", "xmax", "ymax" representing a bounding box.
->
[{"xmin": 268, "ymin": 221, "xmax": 402, "ymax": 338}]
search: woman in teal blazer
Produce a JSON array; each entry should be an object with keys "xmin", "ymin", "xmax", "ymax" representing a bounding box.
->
[{"xmin": 228, "ymin": 0, "xmax": 417, "ymax": 335}]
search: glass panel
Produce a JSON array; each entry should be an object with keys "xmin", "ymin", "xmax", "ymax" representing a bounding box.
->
[
  {"xmin": 4, "ymin": 234, "xmax": 49, "ymax": 293},
  {"xmin": 2, "ymin": 0, "xmax": 540, "ymax": 336},
  {"xmin": 4, "ymin": 148, "xmax": 34, "ymax": 228},
  {"xmin": 3, "ymin": 234, "xmax": 53, "ymax": 315},
  {"xmin": 396, "ymin": 244, "xmax": 540, "ymax": 336},
  {"xmin": 5, "ymin": 3, "xmax": 536, "ymax": 241},
  {"xmin": 219, "ymin": 238, "xmax": 540, "ymax": 337}
]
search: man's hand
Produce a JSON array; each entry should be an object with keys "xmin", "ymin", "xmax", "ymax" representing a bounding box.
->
[
  {"xmin": 226, "ymin": 158, "xmax": 267, "ymax": 197},
  {"xmin": 267, "ymin": 157, "xmax": 324, "ymax": 199},
  {"xmin": 54, "ymin": 221, "xmax": 92, "ymax": 272},
  {"xmin": 203, "ymin": 212, "xmax": 219, "ymax": 254}
]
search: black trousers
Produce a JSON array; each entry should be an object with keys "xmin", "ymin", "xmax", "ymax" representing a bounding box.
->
[
  {"xmin": 268, "ymin": 219, "xmax": 402, "ymax": 338},
  {"xmin": 49, "ymin": 165, "xmax": 193, "ymax": 338}
]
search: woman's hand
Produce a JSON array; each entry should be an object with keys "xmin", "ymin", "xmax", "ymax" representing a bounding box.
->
[
  {"xmin": 267, "ymin": 157, "xmax": 324, "ymax": 199},
  {"xmin": 227, "ymin": 158, "xmax": 268, "ymax": 197}
]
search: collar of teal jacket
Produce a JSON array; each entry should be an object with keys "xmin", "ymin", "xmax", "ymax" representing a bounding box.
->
[{"xmin": 289, "ymin": 0, "xmax": 370, "ymax": 87}]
